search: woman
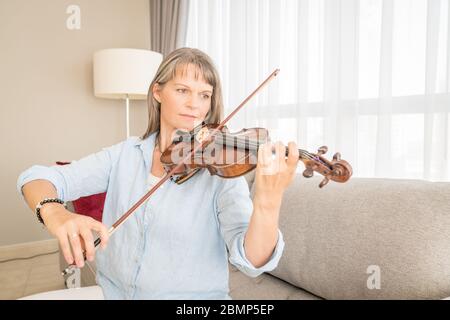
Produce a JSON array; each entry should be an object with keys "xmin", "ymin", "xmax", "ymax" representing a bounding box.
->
[{"xmin": 17, "ymin": 47, "xmax": 299, "ymax": 299}]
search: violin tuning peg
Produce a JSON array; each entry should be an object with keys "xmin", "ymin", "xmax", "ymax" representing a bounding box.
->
[
  {"xmin": 333, "ymin": 152, "xmax": 341, "ymax": 161},
  {"xmin": 303, "ymin": 168, "xmax": 314, "ymax": 178},
  {"xmin": 318, "ymin": 146, "xmax": 328, "ymax": 155},
  {"xmin": 319, "ymin": 177, "xmax": 329, "ymax": 188}
]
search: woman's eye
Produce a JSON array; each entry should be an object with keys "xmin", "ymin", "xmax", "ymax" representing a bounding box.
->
[
  {"xmin": 177, "ymin": 88, "xmax": 187, "ymax": 93},
  {"xmin": 202, "ymin": 94, "xmax": 211, "ymax": 100}
]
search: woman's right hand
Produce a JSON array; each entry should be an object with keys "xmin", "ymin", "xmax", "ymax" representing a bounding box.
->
[{"xmin": 40, "ymin": 204, "xmax": 109, "ymax": 268}]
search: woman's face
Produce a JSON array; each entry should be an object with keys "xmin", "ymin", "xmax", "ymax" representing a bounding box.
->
[{"xmin": 153, "ymin": 64, "xmax": 213, "ymax": 134}]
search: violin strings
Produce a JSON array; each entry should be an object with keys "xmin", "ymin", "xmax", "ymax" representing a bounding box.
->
[
  {"xmin": 217, "ymin": 136, "xmax": 315, "ymax": 160},
  {"xmin": 214, "ymin": 135, "xmax": 317, "ymax": 161},
  {"xmin": 212, "ymin": 135, "xmax": 332, "ymax": 169},
  {"xmin": 211, "ymin": 136, "xmax": 334, "ymax": 170}
]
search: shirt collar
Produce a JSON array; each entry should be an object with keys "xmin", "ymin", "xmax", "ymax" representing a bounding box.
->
[{"xmin": 134, "ymin": 132, "xmax": 158, "ymax": 172}]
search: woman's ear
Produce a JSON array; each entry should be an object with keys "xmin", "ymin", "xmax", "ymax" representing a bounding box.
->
[{"xmin": 152, "ymin": 83, "xmax": 161, "ymax": 103}]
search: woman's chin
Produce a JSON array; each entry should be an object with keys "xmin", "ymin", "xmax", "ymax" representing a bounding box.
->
[
  {"xmin": 168, "ymin": 124, "xmax": 192, "ymax": 134},
  {"xmin": 176, "ymin": 119, "xmax": 202, "ymax": 131}
]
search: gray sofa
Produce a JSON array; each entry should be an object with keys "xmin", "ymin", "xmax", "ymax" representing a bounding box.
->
[{"xmin": 60, "ymin": 173, "xmax": 450, "ymax": 299}]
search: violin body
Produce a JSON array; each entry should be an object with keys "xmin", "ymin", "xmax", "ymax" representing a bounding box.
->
[
  {"xmin": 160, "ymin": 124, "xmax": 268, "ymax": 183},
  {"xmin": 161, "ymin": 123, "xmax": 353, "ymax": 188}
]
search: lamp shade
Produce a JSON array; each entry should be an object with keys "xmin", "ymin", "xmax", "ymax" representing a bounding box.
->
[{"xmin": 93, "ymin": 48, "xmax": 163, "ymax": 100}]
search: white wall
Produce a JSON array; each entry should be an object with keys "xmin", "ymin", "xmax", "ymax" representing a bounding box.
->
[{"xmin": 0, "ymin": 0, "xmax": 151, "ymax": 245}]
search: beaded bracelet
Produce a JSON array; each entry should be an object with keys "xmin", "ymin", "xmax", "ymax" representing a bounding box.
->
[{"xmin": 35, "ymin": 198, "xmax": 66, "ymax": 225}]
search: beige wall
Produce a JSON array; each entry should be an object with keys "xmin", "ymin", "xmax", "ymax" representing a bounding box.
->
[{"xmin": 0, "ymin": 0, "xmax": 151, "ymax": 246}]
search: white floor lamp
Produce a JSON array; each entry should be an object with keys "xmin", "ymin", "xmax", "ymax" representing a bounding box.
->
[{"xmin": 93, "ymin": 48, "xmax": 163, "ymax": 138}]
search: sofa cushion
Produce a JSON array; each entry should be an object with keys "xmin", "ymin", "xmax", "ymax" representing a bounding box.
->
[{"xmin": 259, "ymin": 175, "xmax": 450, "ymax": 299}]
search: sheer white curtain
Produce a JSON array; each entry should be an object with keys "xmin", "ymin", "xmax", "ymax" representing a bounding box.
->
[{"xmin": 186, "ymin": 0, "xmax": 450, "ymax": 181}]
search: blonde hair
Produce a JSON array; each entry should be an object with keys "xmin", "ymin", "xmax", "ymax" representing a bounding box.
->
[{"xmin": 141, "ymin": 47, "xmax": 224, "ymax": 140}]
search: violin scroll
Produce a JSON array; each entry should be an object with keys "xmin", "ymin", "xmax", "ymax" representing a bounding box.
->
[{"xmin": 300, "ymin": 146, "xmax": 353, "ymax": 188}]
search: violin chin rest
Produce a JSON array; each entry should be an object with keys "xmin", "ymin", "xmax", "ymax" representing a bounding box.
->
[{"xmin": 172, "ymin": 168, "xmax": 201, "ymax": 184}]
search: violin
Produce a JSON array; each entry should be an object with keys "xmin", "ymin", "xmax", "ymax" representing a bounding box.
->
[
  {"xmin": 61, "ymin": 69, "xmax": 352, "ymax": 275},
  {"xmin": 160, "ymin": 123, "xmax": 352, "ymax": 188}
]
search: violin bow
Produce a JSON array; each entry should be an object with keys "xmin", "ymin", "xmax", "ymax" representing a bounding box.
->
[{"xmin": 61, "ymin": 69, "xmax": 280, "ymax": 275}]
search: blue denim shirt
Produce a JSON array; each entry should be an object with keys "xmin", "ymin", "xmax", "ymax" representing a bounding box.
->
[{"xmin": 17, "ymin": 132, "xmax": 284, "ymax": 299}]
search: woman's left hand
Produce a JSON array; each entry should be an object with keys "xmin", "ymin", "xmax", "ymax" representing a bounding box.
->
[
  {"xmin": 253, "ymin": 141, "xmax": 299, "ymax": 206},
  {"xmin": 244, "ymin": 141, "xmax": 298, "ymax": 267}
]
